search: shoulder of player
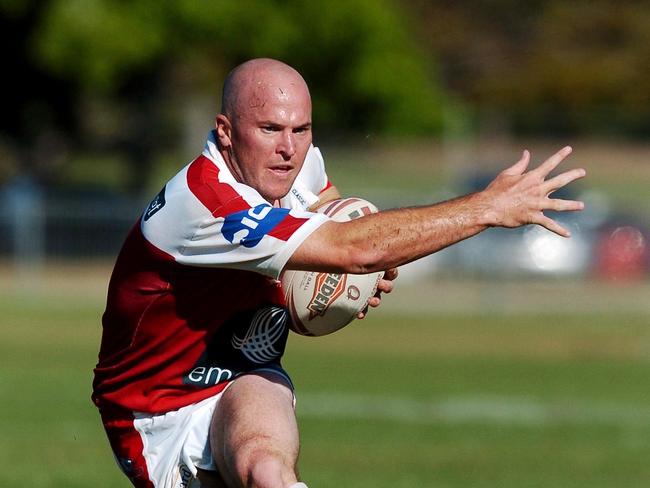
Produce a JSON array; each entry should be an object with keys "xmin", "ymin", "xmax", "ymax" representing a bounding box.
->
[
  {"xmin": 184, "ymin": 155, "xmax": 238, "ymax": 210},
  {"xmin": 153, "ymin": 155, "xmax": 253, "ymax": 218}
]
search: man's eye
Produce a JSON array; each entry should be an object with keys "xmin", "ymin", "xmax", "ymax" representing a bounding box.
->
[{"xmin": 261, "ymin": 126, "xmax": 277, "ymax": 133}]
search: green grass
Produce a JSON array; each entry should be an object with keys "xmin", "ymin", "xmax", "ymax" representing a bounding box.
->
[
  {"xmin": 2, "ymin": 290, "xmax": 650, "ymax": 487},
  {"xmin": 287, "ymin": 311, "xmax": 650, "ymax": 487}
]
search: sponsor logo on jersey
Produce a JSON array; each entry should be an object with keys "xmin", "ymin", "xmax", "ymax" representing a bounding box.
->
[
  {"xmin": 307, "ymin": 273, "xmax": 346, "ymax": 319},
  {"xmin": 222, "ymin": 204, "xmax": 290, "ymax": 248},
  {"xmin": 185, "ymin": 365, "xmax": 233, "ymax": 386},
  {"xmin": 231, "ymin": 306, "xmax": 288, "ymax": 364},
  {"xmin": 144, "ymin": 186, "xmax": 166, "ymax": 221},
  {"xmin": 183, "ymin": 306, "xmax": 289, "ymax": 389},
  {"xmin": 291, "ymin": 188, "xmax": 308, "ymax": 207}
]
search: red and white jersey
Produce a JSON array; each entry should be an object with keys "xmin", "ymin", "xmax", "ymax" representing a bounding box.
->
[{"xmin": 93, "ymin": 131, "xmax": 332, "ymax": 415}]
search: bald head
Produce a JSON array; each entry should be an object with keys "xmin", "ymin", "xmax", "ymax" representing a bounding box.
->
[
  {"xmin": 220, "ymin": 58, "xmax": 311, "ymax": 119},
  {"xmin": 214, "ymin": 58, "xmax": 313, "ymax": 202}
]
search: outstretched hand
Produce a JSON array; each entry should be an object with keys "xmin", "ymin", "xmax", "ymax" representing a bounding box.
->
[{"xmin": 481, "ymin": 146, "xmax": 586, "ymax": 237}]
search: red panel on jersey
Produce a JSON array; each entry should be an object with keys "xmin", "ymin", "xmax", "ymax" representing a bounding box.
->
[
  {"xmin": 95, "ymin": 150, "xmax": 314, "ymax": 416},
  {"xmin": 186, "ymin": 155, "xmax": 249, "ymax": 218},
  {"xmin": 93, "ymin": 222, "xmax": 284, "ymax": 414},
  {"xmin": 268, "ymin": 214, "xmax": 311, "ymax": 241}
]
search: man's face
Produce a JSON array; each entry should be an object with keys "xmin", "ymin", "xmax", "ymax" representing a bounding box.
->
[{"xmin": 223, "ymin": 79, "xmax": 312, "ymax": 202}]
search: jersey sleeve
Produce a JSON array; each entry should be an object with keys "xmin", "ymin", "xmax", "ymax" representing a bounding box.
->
[
  {"xmin": 141, "ymin": 157, "xmax": 328, "ymax": 278},
  {"xmin": 279, "ymin": 145, "xmax": 333, "ymax": 211}
]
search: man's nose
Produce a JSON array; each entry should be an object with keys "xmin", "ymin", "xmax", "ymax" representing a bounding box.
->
[{"xmin": 277, "ymin": 131, "xmax": 296, "ymax": 160}]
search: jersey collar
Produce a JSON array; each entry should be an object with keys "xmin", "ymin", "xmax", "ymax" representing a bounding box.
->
[{"xmin": 201, "ymin": 130, "xmax": 237, "ymax": 184}]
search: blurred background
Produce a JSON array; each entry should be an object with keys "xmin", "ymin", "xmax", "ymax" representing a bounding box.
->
[{"xmin": 1, "ymin": 1, "xmax": 649, "ymax": 487}]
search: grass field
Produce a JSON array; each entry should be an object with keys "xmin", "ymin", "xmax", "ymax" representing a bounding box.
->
[{"xmin": 2, "ymin": 265, "xmax": 650, "ymax": 487}]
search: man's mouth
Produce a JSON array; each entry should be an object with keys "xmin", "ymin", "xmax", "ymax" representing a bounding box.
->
[{"xmin": 268, "ymin": 165, "xmax": 293, "ymax": 175}]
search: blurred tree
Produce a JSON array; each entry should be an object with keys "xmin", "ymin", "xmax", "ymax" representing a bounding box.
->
[
  {"xmin": 411, "ymin": 0, "xmax": 650, "ymax": 136},
  {"xmin": 1, "ymin": 0, "xmax": 446, "ymax": 192},
  {"xmin": 7, "ymin": 0, "xmax": 646, "ymax": 194},
  {"xmin": 515, "ymin": 1, "xmax": 650, "ymax": 136},
  {"xmin": 0, "ymin": 0, "xmax": 75, "ymax": 182}
]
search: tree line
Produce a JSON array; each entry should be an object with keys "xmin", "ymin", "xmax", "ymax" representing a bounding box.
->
[{"xmin": 1, "ymin": 0, "xmax": 646, "ymax": 191}]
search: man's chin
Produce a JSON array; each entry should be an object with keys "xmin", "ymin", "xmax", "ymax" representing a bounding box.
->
[{"xmin": 261, "ymin": 185, "xmax": 294, "ymax": 203}]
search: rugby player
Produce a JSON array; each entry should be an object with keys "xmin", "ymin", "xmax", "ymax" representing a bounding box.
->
[{"xmin": 93, "ymin": 58, "xmax": 586, "ymax": 488}]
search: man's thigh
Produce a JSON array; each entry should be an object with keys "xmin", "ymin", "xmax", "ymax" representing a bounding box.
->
[{"xmin": 210, "ymin": 371, "xmax": 299, "ymax": 484}]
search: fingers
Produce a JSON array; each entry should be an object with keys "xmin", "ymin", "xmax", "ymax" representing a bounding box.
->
[
  {"xmin": 376, "ymin": 277, "xmax": 394, "ymax": 294},
  {"xmin": 360, "ymin": 279, "xmax": 391, "ymax": 311},
  {"xmin": 488, "ymin": 146, "xmax": 584, "ymax": 236},
  {"xmin": 357, "ymin": 305, "xmax": 369, "ymax": 320},
  {"xmin": 533, "ymin": 146, "xmax": 573, "ymax": 178},
  {"xmin": 546, "ymin": 198, "xmax": 585, "ymax": 212},
  {"xmin": 383, "ymin": 267, "xmax": 399, "ymax": 281},
  {"xmin": 502, "ymin": 150, "xmax": 531, "ymax": 176},
  {"xmin": 357, "ymin": 273, "xmax": 395, "ymax": 319},
  {"xmin": 543, "ymin": 167, "xmax": 586, "ymax": 195},
  {"xmin": 534, "ymin": 214, "xmax": 571, "ymax": 238}
]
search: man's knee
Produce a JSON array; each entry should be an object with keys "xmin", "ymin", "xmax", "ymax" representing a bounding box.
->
[{"xmin": 232, "ymin": 441, "xmax": 297, "ymax": 488}]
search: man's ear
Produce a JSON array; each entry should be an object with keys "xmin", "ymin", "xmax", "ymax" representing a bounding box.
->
[{"xmin": 215, "ymin": 114, "xmax": 233, "ymax": 148}]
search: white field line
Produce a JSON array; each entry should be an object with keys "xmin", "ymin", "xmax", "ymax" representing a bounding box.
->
[{"xmin": 297, "ymin": 392, "xmax": 650, "ymax": 428}]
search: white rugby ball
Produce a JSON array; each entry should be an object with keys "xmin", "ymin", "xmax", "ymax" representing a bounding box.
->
[{"xmin": 281, "ymin": 198, "xmax": 384, "ymax": 337}]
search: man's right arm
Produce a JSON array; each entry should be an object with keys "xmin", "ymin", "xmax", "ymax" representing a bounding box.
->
[{"xmin": 287, "ymin": 146, "xmax": 586, "ymax": 274}]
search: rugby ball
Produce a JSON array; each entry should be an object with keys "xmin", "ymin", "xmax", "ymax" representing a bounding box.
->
[{"xmin": 281, "ymin": 198, "xmax": 384, "ymax": 336}]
